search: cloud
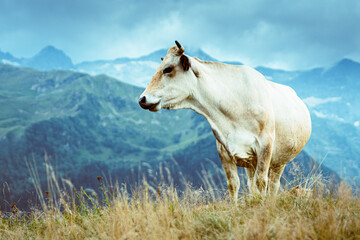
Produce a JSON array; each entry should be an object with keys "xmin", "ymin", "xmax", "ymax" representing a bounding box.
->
[
  {"xmin": 0, "ymin": 0, "xmax": 359, "ymax": 69},
  {"xmin": 303, "ymin": 96, "xmax": 342, "ymax": 107},
  {"xmin": 312, "ymin": 110, "xmax": 345, "ymax": 122}
]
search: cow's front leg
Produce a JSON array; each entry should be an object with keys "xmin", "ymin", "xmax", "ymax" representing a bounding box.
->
[
  {"xmin": 252, "ymin": 136, "xmax": 273, "ymax": 195},
  {"xmin": 216, "ymin": 141, "xmax": 240, "ymax": 202},
  {"xmin": 222, "ymin": 158, "xmax": 240, "ymax": 202}
]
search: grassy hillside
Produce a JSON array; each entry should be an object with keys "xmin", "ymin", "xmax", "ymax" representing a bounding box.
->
[{"xmin": 0, "ymin": 180, "xmax": 359, "ymax": 239}]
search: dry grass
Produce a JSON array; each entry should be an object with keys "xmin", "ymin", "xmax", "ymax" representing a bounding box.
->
[
  {"xmin": 0, "ymin": 180, "xmax": 359, "ymax": 240},
  {"xmin": 1, "ymin": 156, "xmax": 359, "ymax": 239}
]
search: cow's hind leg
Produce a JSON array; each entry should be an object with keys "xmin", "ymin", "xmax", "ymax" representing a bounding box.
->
[
  {"xmin": 253, "ymin": 135, "xmax": 273, "ymax": 195},
  {"xmin": 216, "ymin": 141, "xmax": 240, "ymax": 202},
  {"xmin": 267, "ymin": 164, "xmax": 286, "ymax": 196}
]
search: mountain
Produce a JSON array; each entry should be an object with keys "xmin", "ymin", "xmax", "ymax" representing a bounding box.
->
[
  {"xmin": 255, "ymin": 66, "xmax": 301, "ymax": 82},
  {"xmin": 0, "ymin": 63, "xmax": 338, "ymax": 211},
  {"xmin": 0, "ymin": 46, "xmax": 231, "ymax": 87},
  {"xmin": 75, "ymin": 47, "xmax": 219, "ymax": 87},
  {"xmin": 325, "ymin": 58, "xmax": 360, "ymax": 82},
  {"xmin": 21, "ymin": 45, "xmax": 74, "ymax": 70},
  {"xmin": 0, "ymin": 50, "xmax": 19, "ymax": 65},
  {"xmin": 76, "ymin": 56, "xmax": 159, "ymax": 87},
  {"xmin": 0, "ymin": 46, "xmax": 74, "ymax": 71}
]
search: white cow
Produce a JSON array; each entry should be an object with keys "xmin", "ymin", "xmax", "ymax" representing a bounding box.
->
[{"xmin": 139, "ymin": 41, "xmax": 311, "ymax": 201}]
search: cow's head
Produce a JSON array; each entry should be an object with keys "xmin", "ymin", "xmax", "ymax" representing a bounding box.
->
[{"xmin": 139, "ymin": 41, "xmax": 196, "ymax": 112}]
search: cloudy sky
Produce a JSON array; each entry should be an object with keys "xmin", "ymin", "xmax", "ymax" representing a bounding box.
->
[{"xmin": 1, "ymin": 0, "xmax": 359, "ymax": 70}]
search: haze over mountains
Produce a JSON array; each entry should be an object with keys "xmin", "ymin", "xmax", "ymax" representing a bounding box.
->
[
  {"xmin": 1, "ymin": 46, "xmax": 240, "ymax": 87},
  {"xmin": 0, "ymin": 45, "xmax": 358, "ymax": 210}
]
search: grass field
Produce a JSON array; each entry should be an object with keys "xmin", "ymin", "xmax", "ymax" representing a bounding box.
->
[{"xmin": 1, "ymin": 175, "xmax": 359, "ymax": 240}]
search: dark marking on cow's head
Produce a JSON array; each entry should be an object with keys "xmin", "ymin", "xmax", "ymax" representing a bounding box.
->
[
  {"xmin": 180, "ymin": 55, "xmax": 190, "ymax": 71},
  {"xmin": 163, "ymin": 66, "xmax": 173, "ymax": 74},
  {"xmin": 162, "ymin": 65, "xmax": 176, "ymax": 78}
]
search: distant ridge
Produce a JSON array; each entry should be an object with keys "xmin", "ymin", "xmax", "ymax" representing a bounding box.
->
[
  {"xmin": 0, "ymin": 49, "xmax": 17, "ymax": 62},
  {"xmin": 1, "ymin": 45, "xmax": 359, "ymax": 86}
]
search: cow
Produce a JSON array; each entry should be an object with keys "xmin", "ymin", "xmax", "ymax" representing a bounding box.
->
[{"xmin": 139, "ymin": 41, "xmax": 311, "ymax": 201}]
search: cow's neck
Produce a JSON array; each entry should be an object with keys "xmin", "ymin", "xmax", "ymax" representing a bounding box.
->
[{"xmin": 187, "ymin": 63, "xmax": 241, "ymax": 147}]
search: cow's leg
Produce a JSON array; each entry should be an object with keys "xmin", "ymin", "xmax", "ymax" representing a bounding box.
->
[
  {"xmin": 216, "ymin": 141, "xmax": 240, "ymax": 202},
  {"xmin": 267, "ymin": 164, "xmax": 286, "ymax": 196},
  {"xmin": 252, "ymin": 137, "xmax": 273, "ymax": 195},
  {"xmin": 222, "ymin": 158, "xmax": 240, "ymax": 202},
  {"xmin": 244, "ymin": 167, "xmax": 255, "ymax": 194}
]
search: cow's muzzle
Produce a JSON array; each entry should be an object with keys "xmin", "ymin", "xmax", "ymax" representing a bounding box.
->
[{"xmin": 138, "ymin": 96, "xmax": 161, "ymax": 112}]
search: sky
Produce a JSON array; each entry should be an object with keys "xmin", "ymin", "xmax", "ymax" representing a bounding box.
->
[{"xmin": 0, "ymin": 0, "xmax": 359, "ymax": 70}]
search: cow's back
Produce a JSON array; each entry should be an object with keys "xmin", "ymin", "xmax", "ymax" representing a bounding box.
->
[{"xmin": 193, "ymin": 62, "xmax": 311, "ymax": 166}]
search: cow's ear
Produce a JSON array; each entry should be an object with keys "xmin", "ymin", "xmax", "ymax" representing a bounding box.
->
[{"xmin": 180, "ymin": 55, "xmax": 191, "ymax": 71}]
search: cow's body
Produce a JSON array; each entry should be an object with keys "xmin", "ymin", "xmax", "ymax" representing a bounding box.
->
[{"xmin": 139, "ymin": 42, "xmax": 311, "ymax": 201}]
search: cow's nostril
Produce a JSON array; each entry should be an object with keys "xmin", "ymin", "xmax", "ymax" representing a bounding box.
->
[
  {"xmin": 139, "ymin": 96, "xmax": 146, "ymax": 104},
  {"xmin": 138, "ymin": 95, "xmax": 160, "ymax": 111}
]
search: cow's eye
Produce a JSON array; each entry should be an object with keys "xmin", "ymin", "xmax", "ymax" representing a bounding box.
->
[{"xmin": 163, "ymin": 67, "xmax": 173, "ymax": 74}]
